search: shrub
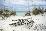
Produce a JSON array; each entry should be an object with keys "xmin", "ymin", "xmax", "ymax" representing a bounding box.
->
[
  {"xmin": 32, "ymin": 8, "xmax": 44, "ymax": 15},
  {"xmin": 0, "ymin": 9, "xmax": 16, "ymax": 19},
  {"xmin": 25, "ymin": 11, "xmax": 31, "ymax": 16}
]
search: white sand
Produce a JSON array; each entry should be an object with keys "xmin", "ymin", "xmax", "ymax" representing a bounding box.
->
[{"xmin": 0, "ymin": 13, "xmax": 46, "ymax": 31}]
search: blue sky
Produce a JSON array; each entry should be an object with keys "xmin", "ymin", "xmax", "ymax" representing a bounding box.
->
[{"xmin": 0, "ymin": 0, "xmax": 46, "ymax": 11}]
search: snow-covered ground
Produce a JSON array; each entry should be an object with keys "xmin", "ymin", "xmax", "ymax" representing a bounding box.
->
[{"xmin": 0, "ymin": 13, "xmax": 46, "ymax": 31}]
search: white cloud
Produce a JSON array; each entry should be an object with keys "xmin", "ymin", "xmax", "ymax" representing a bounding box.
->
[
  {"xmin": 3, "ymin": 0, "xmax": 46, "ymax": 6},
  {"xmin": 31, "ymin": 0, "xmax": 46, "ymax": 1},
  {"xmin": 4, "ymin": 0, "xmax": 27, "ymax": 5},
  {"xmin": 1, "ymin": 0, "xmax": 46, "ymax": 11}
]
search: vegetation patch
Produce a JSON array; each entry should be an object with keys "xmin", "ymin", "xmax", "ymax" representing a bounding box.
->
[
  {"xmin": 0, "ymin": 9, "xmax": 16, "ymax": 19},
  {"xmin": 32, "ymin": 7, "xmax": 44, "ymax": 15}
]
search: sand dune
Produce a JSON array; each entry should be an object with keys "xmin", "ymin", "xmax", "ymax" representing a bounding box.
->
[{"xmin": 0, "ymin": 13, "xmax": 46, "ymax": 31}]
